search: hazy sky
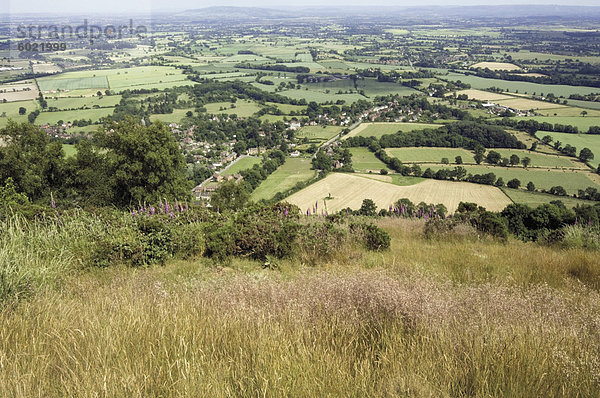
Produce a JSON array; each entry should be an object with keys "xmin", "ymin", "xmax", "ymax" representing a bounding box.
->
[{"xmin": 5, "ymin": 0, "xmax": 600, "ymax": 14}]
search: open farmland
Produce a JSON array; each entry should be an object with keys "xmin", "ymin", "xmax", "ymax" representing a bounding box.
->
[
  {"xmin": 471, "ymin": 62, "xmax": 521, "ymax": 71},
  {"xmin": 444, "ymin": 72, "xmax": 600, "ymax": 97},
  {"xmin": 37, "ymin": 66, "xmax": 191, "ymax": 94},
  {"xmin": 204, "ymin": 101, "xmax": 261, "ymax": 117},
  {"xmin": 46, "ymin": 95, "xmax": 122, "ymax": 110},
  {"xmin": 222, "ymin": 156, "xmax": 261, "ymax": 175},
  {"xmin": 520, "ymin": 117, "xmax": 600, "ymax": 131},
  {"xmin": 495, "ymin": 98, "xmax": 565, "ymax": 111},
  {"xmin": 349, "ymin": 147, "xmax": 388, "ymax": 171},
  {"xmin": 296, "ymin": 126, "xmax": 343, "ymax": 145},
  {"xmin": 285, "ymin": 173, "xmax": 513, "ymax": 213},
  {"xmin": 0, "ymin": 81, "xmax": 39, "ymax": 102},
  {"xmin": 0, "ymin": 100, "xmax": 39, "ymax": 126},
  {"xmin": 149, "ymin": 108, "xmax": 194, "ymax": 124},
  {"xmin": 344, "ymin": 122, "xmax": 438, "ymax": 139},
  {"xmin": 251, "ymin": 157, "xmax": 316, "ymax": 201},
  {"xmin": 37, "ymin": 76, "xmax": 109, "ymax": 92},
  {"xmin": 426, "ymin": 164, "xmax": 600, "ymax": 194},
  {"xmin": 453, "ymin": 89, "xmax": 514, "ymax": 102},
  {"xmin": 534, "ymin": 132, "xmax": 600, "ymax": 164},
  {"xmin": 386, "ymin": 147, "xmax": 474, "ymax": 164},
  {"xmin": 35, "ymin": 108, "xmax": 115, "ymax": 125},
  {"xmin": 502, "ymin": 187, "xmax": 598, "ymax": 208}
]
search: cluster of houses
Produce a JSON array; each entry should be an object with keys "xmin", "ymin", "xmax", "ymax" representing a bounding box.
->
[{"xmin": 481, "ymin": 102, "xmax": 534, "ymax": 117}]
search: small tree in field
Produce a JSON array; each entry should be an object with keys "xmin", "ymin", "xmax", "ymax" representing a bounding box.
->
[
  {"xmin": 527, "ymin": 181, "xmax": 535, "ymax": 191},
  {"xmin": 455, "ymin": 155, "xmax": 463, "ymax": 164},
  {"xmin": 509, "ymin": 154, "xmax": 520, "ymax": 166},
  {"xmin": 579, "ymin": 148, "xmax": 594, "ymax": 163},
  {"xmin": 522, "ymin": 157, "xmax": 531, "ymax": 168}
]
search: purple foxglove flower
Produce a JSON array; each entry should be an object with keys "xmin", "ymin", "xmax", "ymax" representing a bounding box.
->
[
  {"xmin": 284, "ymin": 208, "xmax": 288, "ymax": 216},
  {"xmin": 50, "ymin": 193, "xmax": 56, "ymax": 209}
]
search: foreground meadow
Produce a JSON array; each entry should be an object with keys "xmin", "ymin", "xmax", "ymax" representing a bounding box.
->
[{"xmin": 1, "ymin": 216, "xmax": 599, "ymax": 397}]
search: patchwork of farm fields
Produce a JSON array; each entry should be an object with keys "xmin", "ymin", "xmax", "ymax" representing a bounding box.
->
[
  {"xmin": 36, "ymin": 66, "xmax": 191, "ymax": 94},
  {"xmin": 344, "ymin": 122, "xmax": 439, "ymax": 139},
  {"xmin": 46, "ymin": 95, "xmax": 122, "ymax": 110},
  {"xmin": 444, "ymin": 72, "xmax": 600, "ymax": 97},
  {"xmin": 284, "ymin": 173, "xmax": 513, "ymax": 213},
  {"xmin": 251, "ymin": 157, "xmax": 316, "ymax": 201}
]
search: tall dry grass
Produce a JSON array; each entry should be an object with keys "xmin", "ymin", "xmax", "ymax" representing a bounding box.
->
[
  {"xmin": 0, "ymin": 217, "xmax": 599, "ymax": 396},
  {"xmin": 0, "ymin": 266, "xmax": 599, "ymax": 397}
]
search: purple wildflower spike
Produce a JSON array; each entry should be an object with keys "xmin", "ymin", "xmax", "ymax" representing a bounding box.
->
[{"xmin": 50, "ymin": 192, "xmax": 56, "ymax": 209}]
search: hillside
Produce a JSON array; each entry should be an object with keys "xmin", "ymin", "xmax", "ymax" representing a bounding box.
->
[{"xmin": 1, "ymin": 212, "xmax": 599, "ymax": 396}]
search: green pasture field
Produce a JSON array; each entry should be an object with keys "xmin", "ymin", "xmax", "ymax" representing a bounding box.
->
[
  {"xmin": 260, "ymin": 115, "xmax": 289, "ymax": 122},
  {"xmin": 491, "ymin": 149, "xmax": 581, "ymax": 168},
  {"xmin": 46, "ymin": 95, "xmax": 122, "ymax": 110},
  {"xmin": 534, "ymin": 131, "xmax": 600, "ymax": 164},
  {"xmin": 443, "ymin": 72, "xmax": 600, "ymax": 97},
  {"xmin": 516, "ymin": 117, "xmax": 600, "ymax": 131},
  {"xmin": 565, "ymin": 99, "xmax": 600, "ymax": 111},
  {"xmin": 35, "ymin": 108, "xmax": 115, "ymax": 125},
  {"xmin": 501, "ymin": 187, "xmax": 598, "ymax": 209},
  {"xmin": 536, "ymin": 107, "xmax": 600, "ymax": 117},
  {"xmin": 349, "ymin": 147, "xmax": 389, "ymax": 171},
  {"xmin": 222, "ymin": 156, "xmax": 262, "ymax": 175},
  {"xmin": 426, "ymin": 164, "xmax": 599, "ymax": 194},
  {"xmin": 386, "ymin": 147, "xmax": 475, "ymax": 163},
  {"xmin": 251, "ymin": 157, "xmax": 316, "ymax": 201},
  {"xmin": 344, "ymin": 122, "xmax": 439, "ymax": 139},
  {"xmin": 305, "ymin": 79, "xmax": 420, "ymax": 97},
  {"xmin": 296, "ymin": 126, "xmax": 343, "ymax": 144},
  {"xmin": 37, "ymin": 76, "xmax": 109, "ymax": 92},
  {"xmin": 37, "ymin": 66, "xmax": 190, "ymax": 93},
  {"xmin": 0, "ymin": 100, "xmax": 39, "ymax": 121},
  {"xmin": 279, "ymin": 88, "xmax": 365, "ymax": 104},
  {"xmin": 204, "ymin": 101, "xmax": 261, "ymax": 117},
  {"xmin": 149, "ymin": 108, "xmax": 194, "ymax": 124},
  {"xmin": 502, "ymin": 50, "xmax": 600, "ymax": 64}
]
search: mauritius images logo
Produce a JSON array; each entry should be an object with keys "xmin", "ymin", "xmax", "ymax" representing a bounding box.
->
[{"xmin": 15, "ymin": 19, "xmax": 148, "ymax": 44}]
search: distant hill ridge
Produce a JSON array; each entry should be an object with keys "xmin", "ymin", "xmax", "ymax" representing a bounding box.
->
[{"xmin": 179, "ymin": 5, "xmax": 600, "ymax": 20}]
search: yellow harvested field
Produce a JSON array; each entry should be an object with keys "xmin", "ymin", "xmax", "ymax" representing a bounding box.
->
[
  {"xmin": 513, "ymin": 73, "xmax": 548, "ymax": 78},
  {"xmin": 285, "ymin": 173, "xmax": 512, "ymax": 213},
  {"xmin": 496, "ymin": 98, "xmax": 565, "ymax": 110},
  {"xmin": 454, "ymin": 89, "xmax": 513, "ymax": 101},
  {"xmin": 0, "ymin": 81, "xmax": 39, "ymax": 102},
  {"xmin": 471, "ymin": 62, "xmax": 521, "ymax": 71}
]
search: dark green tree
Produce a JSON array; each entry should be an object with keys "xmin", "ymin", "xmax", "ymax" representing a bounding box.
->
[{"xmin": 94, "ymin": 118, "xmax": 190, "ymax": 206}]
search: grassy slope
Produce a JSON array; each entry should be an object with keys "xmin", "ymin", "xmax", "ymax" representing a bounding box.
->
[{"xmin": 1, "ymin": 218, "xmax": 599, "ymax": 396}]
